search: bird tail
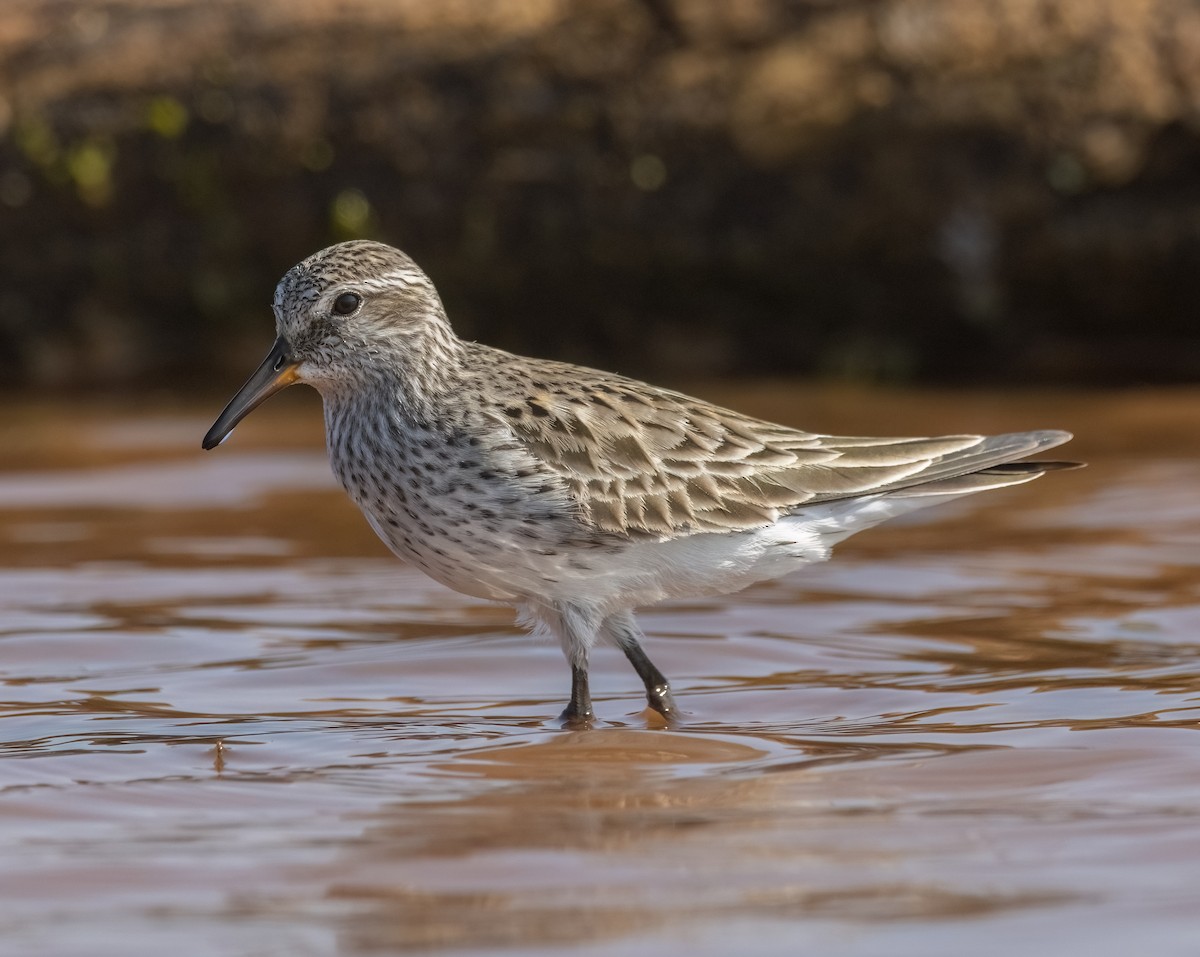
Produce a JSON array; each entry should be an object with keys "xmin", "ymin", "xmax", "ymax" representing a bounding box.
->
[
  {"xmin": 884, "ymin": 457, "xmax": 1083, "ymax": 498},
  {"xmin": 803, "ymin": 453, "xmax": 1083, "ymax": 550}
]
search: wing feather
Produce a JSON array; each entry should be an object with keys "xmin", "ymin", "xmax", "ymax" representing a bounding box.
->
[{"xmin": 473, "ymin": 349, "xmax": 1072, "ymax": 540}]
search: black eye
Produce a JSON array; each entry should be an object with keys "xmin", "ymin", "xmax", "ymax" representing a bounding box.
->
[{"xmin": 332, "ymin": 292, "xmax": 361, "ymax": 316}]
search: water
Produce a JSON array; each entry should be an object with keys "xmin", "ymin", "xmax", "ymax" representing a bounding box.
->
[{"xmin": 1, "ymin": 386, "xmax": 1198, "ymax": 956}]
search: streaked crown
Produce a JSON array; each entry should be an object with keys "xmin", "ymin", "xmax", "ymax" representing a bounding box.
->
[{"xmin": 273, "ymin": 240, "xmax": 461, "ymax": 391}]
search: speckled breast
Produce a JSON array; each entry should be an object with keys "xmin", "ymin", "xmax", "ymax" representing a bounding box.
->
[{"xmin": 323, "ymin": 400, "xmax": 616, "ymax": 602}]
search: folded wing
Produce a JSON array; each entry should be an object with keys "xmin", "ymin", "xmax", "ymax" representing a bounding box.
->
[{"xmin": 486, "ymin": 359, "xmax": 1073, "ymax": 540}]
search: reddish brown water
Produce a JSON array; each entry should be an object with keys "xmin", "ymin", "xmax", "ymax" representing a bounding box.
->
[{"xmin": 1, "ymin": 386, "xmax": 1198, "ymax": 956}]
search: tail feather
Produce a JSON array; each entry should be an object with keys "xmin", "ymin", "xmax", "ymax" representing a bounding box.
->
[
  {"xmin": 884, "ymin": 457, "xmax": 1083, "ymax": 500},
  {"xmin": 978, "ymin": 460, "xmax": 1084, "ymax": 474},
  {"xmin": 799, "ymin": 432, "xmax": 1082, "ymax": 548},
  {"xmin": 833, "ymin": 429, "xmax": 1074, "ymax": 501}
]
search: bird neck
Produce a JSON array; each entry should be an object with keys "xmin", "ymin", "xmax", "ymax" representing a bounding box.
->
[{"xmin": 324, "ymin": 324, "xmax": 468, "ymax": 426}]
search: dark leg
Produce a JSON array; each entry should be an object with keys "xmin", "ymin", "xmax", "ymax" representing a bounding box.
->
[
  {"xmin": 604, "ymin": 612, "xmax": 677, "ymax": 719},
  {"xmin": 559, "ymin": 662, "xmax": 593, "ymax": 726},
  {"xmin": 541, "ymin": 600, "xmax": 599, "ymax": 727}
]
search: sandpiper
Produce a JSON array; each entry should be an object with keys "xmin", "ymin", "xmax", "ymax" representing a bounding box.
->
[{"xmin": 203, "ymin": 241, "xmax": 1076, "ymax": 723}]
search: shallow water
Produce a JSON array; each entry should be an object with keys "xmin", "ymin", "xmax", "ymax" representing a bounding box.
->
[{"xmin": 1, "ymin": 386, "xmax": 1198, "ymax": 956}]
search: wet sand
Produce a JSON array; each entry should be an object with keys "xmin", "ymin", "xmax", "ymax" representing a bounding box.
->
[{"xmin": 1, "ymin": 385, "xmax": 1198, "ymax": 956}]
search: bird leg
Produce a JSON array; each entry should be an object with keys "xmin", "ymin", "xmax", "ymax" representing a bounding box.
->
[
  {"xmin": 539, "ymin": 600, "xmax": 600, "ymax": 727},
  {"xmin": 603, "ymin": 613, "xmax": 677, "ymax": 719},
  {"xmin": 561, "ymin": 662, "xmax": 593, "ymax": 726}
]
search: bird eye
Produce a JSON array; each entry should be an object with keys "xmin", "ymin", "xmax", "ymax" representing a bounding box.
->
[{"xmin": 332, "ymin": 292, "xmax": 361, "ymax": 316}]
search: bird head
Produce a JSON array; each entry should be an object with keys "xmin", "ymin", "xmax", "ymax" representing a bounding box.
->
[{"xmin": 202, "ymin": 241, "xmax": 455, "ymax": 449}]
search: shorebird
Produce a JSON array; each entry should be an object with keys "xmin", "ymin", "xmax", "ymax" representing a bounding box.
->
[{"xmin": 203, "ymin": 241, "xmax": 1076, "ymax": 724}]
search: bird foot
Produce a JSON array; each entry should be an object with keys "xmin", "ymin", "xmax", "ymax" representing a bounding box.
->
[
  {"xmin": 646, "ymin": 684, "xmax": 679, "ymax": 723},
  {"xmin": 558, "ymin": 705, "xmax": 595, "ymax": 730}
]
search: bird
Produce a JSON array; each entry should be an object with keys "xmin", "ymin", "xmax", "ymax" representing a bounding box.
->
[{"xmin": 203, "ymin": 240, "xmax": 1077, "ymax": 724}]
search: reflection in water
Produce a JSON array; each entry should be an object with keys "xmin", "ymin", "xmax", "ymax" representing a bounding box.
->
[{"xmin": 0, "ymin": 391, "xmax": 1198, "ymax": 955}]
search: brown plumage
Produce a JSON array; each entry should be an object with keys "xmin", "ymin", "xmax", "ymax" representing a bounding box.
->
[
  {"xmin": 203, "ymin": 240, "xmax": 1079, "ymax": 724},
  {"xmin": 467, "ymin": 350, "xmax": 1070, "ymax": 539}
]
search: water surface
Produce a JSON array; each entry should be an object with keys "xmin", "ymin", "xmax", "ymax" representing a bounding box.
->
[{"xmin": 1, "ymin": 387, "xmax": 1198, "ymax": 956}]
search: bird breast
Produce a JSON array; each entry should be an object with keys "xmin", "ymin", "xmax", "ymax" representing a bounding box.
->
[{"xmin": 323, "ymin": 399, "xmax": 622, "ymax": 602}]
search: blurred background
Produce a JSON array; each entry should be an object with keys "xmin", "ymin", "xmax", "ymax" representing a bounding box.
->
[
  {"xmin": 1, "ymin": 0, "xmax": 1199, "ymax": 391},
  {"xmin": 5, "ymin": 6, "xmax": 1200, "ymax": 954}
]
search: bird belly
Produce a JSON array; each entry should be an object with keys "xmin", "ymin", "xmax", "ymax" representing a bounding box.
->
[
  {"xmin": 348, "ymin": 486, "xmax": 943, "ymax": 612},
  {"xmin": 495, "ymin": 492, "xmax": 955, "ymax": 613}
]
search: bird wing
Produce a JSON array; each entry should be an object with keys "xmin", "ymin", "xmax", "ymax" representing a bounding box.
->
[{"xmin": 480, "ymin": 356, "xmax": 1071, "ymax": 540}]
